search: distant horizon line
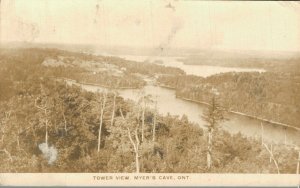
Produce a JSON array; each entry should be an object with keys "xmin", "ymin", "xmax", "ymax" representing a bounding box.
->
[{"xmin": 1, "ymin": 41, "xmax": 300, "ymax": 54}]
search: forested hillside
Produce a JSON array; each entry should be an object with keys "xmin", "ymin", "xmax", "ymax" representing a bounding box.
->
[
  {"xmin": 0, "ymin": 48, "xmax": 184, "ymax": 90},
  {"xmin": 0, "ymin": 48, "xmax": 299, "ymax": 173},
  {"xmin": 180, "ymin": 53, "xmax": 300, "ymax": 73},
  {"xmin": 158, "ymin": 72, "xmax": 300, "ymax": 127}
]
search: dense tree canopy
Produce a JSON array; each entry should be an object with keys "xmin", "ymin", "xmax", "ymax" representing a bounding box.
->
[
  {"xmin": 0, "ymin": 48, "xmax": 299, "ymax": 173},
  {"xmin": 158, "ymin": 71, "xmax": 300, "ymax": 127}
]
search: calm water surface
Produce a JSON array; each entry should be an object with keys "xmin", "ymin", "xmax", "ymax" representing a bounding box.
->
[
  {"xmin": 75, "ymin": 54, "xmax": 299, "ymax": 146},
  {"xmin": 80, "ymin": 84, "xmax": 300, "ymax": 146},
  {"xmin": 120, "ymin": 55, "xmax": 265, "ymax": 77}
]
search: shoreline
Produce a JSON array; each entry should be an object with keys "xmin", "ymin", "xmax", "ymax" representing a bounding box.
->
[
  {"xmin": 56, "ymin": 77, "xmax": 300, "ymax": 132},
  {"xmin": 179, "ymin": 60, "xmax": 266, "ymax": 70},
  {"xmin": 54, "ymin": 77, "xmax": 142, "ymax": 90},
  {"xmin": 157, "ymin": 84, "xmax": 176, "ymax": 89},
  {"xmin": 77, "ymin": 81, "xmax": 140, "ymax": 89},
  {"xmin": 135, "ymin": 83, "xmax": 300, "ymax": 132},
  {"xmin": 178, "ymin": 96, "xmax": 300, "ymax": 132}
]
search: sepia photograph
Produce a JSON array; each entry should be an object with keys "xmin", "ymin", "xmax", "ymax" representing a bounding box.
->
[{"xmin": 0, "ymin": 0, "xmax": 300, "ymax": 186}]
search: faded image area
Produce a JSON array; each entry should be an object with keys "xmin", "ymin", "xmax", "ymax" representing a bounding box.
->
[{"xmin": 0, "ymin": 0, "xmax": 300, "ymax": 174}]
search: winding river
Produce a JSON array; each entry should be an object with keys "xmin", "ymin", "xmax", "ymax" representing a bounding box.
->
[
  {"xmin": 76, "ymin": 82, "xmax": 300, "ymax": 146},
  {"xmin": 71, "ymin": 54, "xmax": 300, "ymax": 146}
]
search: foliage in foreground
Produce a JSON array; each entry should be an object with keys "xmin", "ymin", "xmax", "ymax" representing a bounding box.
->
[
  {"xmin": 0, "ymin": 79, "xmax": 299, "ymax": 173},
  {"xmin": 0, "ymin": 47, "xmax": 299, "ymax": 173}
]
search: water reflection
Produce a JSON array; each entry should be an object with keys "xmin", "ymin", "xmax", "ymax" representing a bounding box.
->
[
  {"xmin": 120, "ymin": 55, "xmax": 265, "ymax": 77},
  {"xmin": 71, "ymin": 54, "xmax": 298, "ymax": 145},
  {"xmin": 80, "ymin": 83, "xmax": 300, "ymax": 145}
]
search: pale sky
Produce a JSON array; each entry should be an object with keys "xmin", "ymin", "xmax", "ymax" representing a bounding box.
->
[{"xmin": 1, "ymin": 0, "xmax": 300, "ymax": 52}]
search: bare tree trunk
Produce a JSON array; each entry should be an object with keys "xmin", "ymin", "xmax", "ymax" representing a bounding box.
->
[
  {"xmin": 1, "ymin": 111, "xmax": 11, "ymax": 144},
  {"xmin": 207, "ymin": 130, "xmax": 213, "ymax": 170},
  {"xmin": 35, "ymin": 98, "xmax": 49, "ymax": 146},
  {"xmin": 152, "ymin": 100, "xmax": 157, "ymax": 142},
  {"xmin": 261, "ymin": 122, "xmax": 264, "ymax": 146},
  {"xmin": 110, "ymin": 92, "xmax": 116, "ymax": 127},
  {"xmin": 119, "ymin": 108, "xmax": 125, "ymax": 119},
  {"xmin": 62, "ymin": 112, "xmax": 67, "ymax": 134},
  {"xmin": 45, "ymin": 118, "xmax": 48, "ymax": 147},
  {"xmin": 97, "ymin": 110, "xmax": 103, "ymax": 152},
  {"xmin": 17, "ymin": 130, "xmax": 20, "ymax": 150},
  {"xmin": 45, "ymin": 120, "xmax": 48, "ymax": 146},
  {"xmin": 297, "ymin": 151, "xmax": 300, "ymax": 174},
  {"xmin": 263, "ymin": 143, "xmax": 280, "ymax": 174},
  {"xmin": 127, "ymin": 127, "xmax": 140, "ymax": 173},
  {"xmin": 120, "ymin": 108, "xmax": 140, "ymax": 173},
  {"xmin": 134, "ymin": 128, "xmax": 140, "ymax": 173},
  {"xmin": 269, "ymin": 144, "xmax": 273, "ymax": 163},
  {"xmin": 137, "ymin": 108, "xmax": 140, "ymax": 127},
  {"xmin": 141, "ymin": 99, "xmax": 145, "ymax": 142},
  {"xmin": 98, "ymin": 93, "xmax": 107, "ymax": 152},
  {"xmin": 44, "ymin": 106, "xmax": 49, "ymax": 147}
]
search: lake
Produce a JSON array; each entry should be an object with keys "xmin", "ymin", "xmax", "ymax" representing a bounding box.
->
[
  {"xmin": 119, "ymin": 55, "xmax": 265, "ymax": 77},
  {"xmin": 72, "ymin": 54, "xmax": 299, "ymax": 146},
  {"xmin": 78, "ymin": 83, "xmax": 300, "ymax": 146}
]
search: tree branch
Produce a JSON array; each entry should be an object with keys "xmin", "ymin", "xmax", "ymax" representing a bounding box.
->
[
  {"xmin": 263, "ymin": 143, "xmax": 280, "ymax": 174},
  {"xmin": 119, "ymin": 108, "xmax": 125, "ymax": 120},
  {"xmin": 127, "ymin": 127, "xmax": 137, "ymax": 153}
]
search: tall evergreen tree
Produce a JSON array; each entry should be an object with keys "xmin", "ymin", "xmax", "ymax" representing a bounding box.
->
[{"xmin": 202, "ymin": 95, "xmax": 224, "ymax": 170}]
